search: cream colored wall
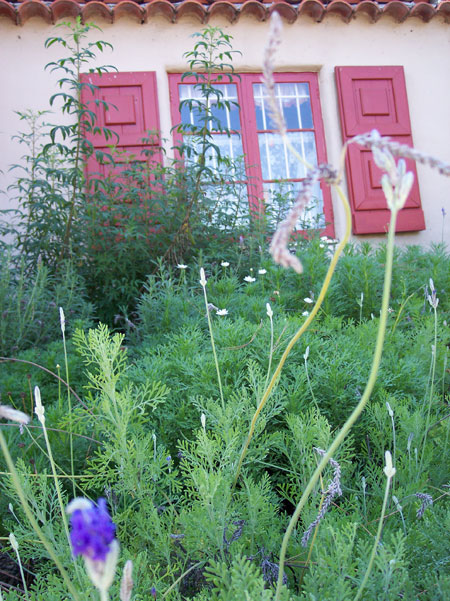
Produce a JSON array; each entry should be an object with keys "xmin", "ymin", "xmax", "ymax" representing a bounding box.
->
[{"xmin": 1, "ymin": 15, "xmax": 449, "ymax": 246}]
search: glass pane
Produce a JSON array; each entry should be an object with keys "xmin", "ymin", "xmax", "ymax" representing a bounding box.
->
[
  {"xmin": 258, "ymin": 133, "xmax": 286, "ymax": 180},
  {"xmin": 179, "ymin": 83, "xmax": 240, "ymax": 132},
  {"xmin": 263, "ymin": 181, "xmax": 324, "ymax": 230},
  {"xmin": 204, "ymin": 182, "xmax": 249, "ymax": 228},
  {"xmin": 204, "ymin": 134, "xmax": 245, "ymax": 175},
  {"xmin": 258, "ymin": 132, "xmax": 317, "ymax": 181},
  {"xmin": 183, "ymin": 134, "xmax": 245, "ymax": 177},
  {"xmin": 253, "ymin": 82, "xmax": 313, "ymax": 131}
]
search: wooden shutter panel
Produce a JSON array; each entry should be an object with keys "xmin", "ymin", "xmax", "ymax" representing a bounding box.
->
[
  {"xmin": 80, "ymin": 71, "xmax": 162, "ymax": 182},
  {"xmin": 335, "ymin": 66, "xmax": 425, "ymax": 234}
]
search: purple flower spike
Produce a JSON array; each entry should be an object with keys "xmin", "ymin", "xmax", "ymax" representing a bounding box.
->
[
  {"xmin": 68, "ymin": 498, "xmax": 116, "ymax": 561},
  {"xmin": 151, "ymin": 586, "xmax": 157, "ymax": 598}
]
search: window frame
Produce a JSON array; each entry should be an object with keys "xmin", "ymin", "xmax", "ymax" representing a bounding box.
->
[{"xmin": 168, "ymin": 71, "xmax": 335, "ymax": 237}]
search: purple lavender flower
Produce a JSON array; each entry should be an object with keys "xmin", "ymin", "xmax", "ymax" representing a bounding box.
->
[
  {"xmin": 68, "ymin": 498, "xmax": 116, "ymax": 561},
  {"xmin": 151, "ymin": 586, "xmax": 157, "ymax": 598},
  {"xmin": 415, "ymin": 492, "xmax": 433, "ymax": 518},
  {"xmin": 301, "ymin": 448, "xmax": 342, "ymax": 547}
]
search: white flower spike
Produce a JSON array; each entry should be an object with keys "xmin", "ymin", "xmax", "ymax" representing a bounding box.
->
[
  {"xmin": 34, "ymin": 386, "xmax": 45, "ymax": 424},
  {"xmin": 266, "ymin": 303, "xmax": 273, "ymax": 318},
  {"xmin": 199, "ymin": 268, "xmax": 207, "ymax": 287},
  {"xmin": 383, "ymin": 450, "xmax": 396, "ymax": 479},
  {"xmin": 59, "ymin": 307, "xmax": 65, "ymax": 334},
  {"xmin": 9, "ymin": 533, "xmax": 19, "ymax": 552}
]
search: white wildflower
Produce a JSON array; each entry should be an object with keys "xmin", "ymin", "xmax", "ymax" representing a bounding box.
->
[
  {"xmin": 216, "ymin": 309, "xmax": 228, "ymax": 316},
  {"xmin": 9, "ymin": 533, "xmax": 18, "ymax": 552},
  {"xmin": 258, "ymin": 268, "xmax": 267, "ymax": 275},
  {"xmin": 304, "ymin": 297, "xmax": 314, "ymax": 304},
  {"xmin": 177, "ymin": 264, "xmax": 187, "ymax": 270},
  {"xmin": 221, "ymin": 261, "xmax": 230, "ymax": 267},
  {"xmin": 120, "ymin": 560, "xmax": 134, "ymax": 601},
  {"xmin": 266, "ymin": 303, "xmax": 273, "ymax": 318},
  {"xmin": 383, "ymin": 450, "xmax": 396, "ymax": 479},
  {"xmin": 199, "ymin": 268, "xmax": 207, "ymax": 287},
  {"xmin": 34, "ymin": 386, "xmax": 45, "ymax": 424},
  {"xmin": 59, "ymin": 307, "xmax": 65, "ymax": 334},
  {"xmin": 244, "ymin": 276, "xmax": 256, "ymax": 283}
]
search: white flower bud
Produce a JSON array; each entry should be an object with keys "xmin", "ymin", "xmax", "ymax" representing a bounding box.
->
[
  {"xmin": 59, "ymin": 307, "xmax": 65, "ymax": 334},
  {"xmin": 266, "ymin": 303, "xmax": 273, "ymax": 318},
  {"xmin": 9, "ymin": 532, "xmax": 18, "ymax": 551},
  {"xmin": 397, "ymin": 171, "xmax": 414, "ymax": 210},
  {"xmin": 199, "ymin": 268, "xmax": 207, "ymax": 287},
  {"xmin": 34, "ymin": 386, "xmax": 45, "ymax": 424},
  {"xmin": 120, "ymin": 559, "xmax": 134, "ymax": 601},
  {"xmin": 383, "ymin": 450, "xmax": 396, "ymax": 479}
]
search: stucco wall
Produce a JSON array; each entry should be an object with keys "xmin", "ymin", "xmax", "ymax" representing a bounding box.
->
[{"xmin": 1, "ymin": 14, "xmax": 449, "ymax": 246}]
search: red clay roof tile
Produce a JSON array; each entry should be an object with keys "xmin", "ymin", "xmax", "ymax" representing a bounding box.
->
[{"xmin": 0, "ymin": 0, "xmax": 449, "ymax": 25}]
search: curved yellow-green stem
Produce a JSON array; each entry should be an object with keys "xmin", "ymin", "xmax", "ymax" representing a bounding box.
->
[
  {"xmin": 232, "ymin": 184, "xmax": 352, "ymax": 489},
  {"xmin": 274, "ymin": 208, "xmax": 399, "ymax": 601}
]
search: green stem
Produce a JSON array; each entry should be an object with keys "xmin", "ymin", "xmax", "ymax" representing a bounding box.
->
[
  {"xmin": 419, "ymin": 303, "xmax": 438, "ymax": 474},
  {"xmin": 264, "ymin": 311, "xmax": 274, "ymax": 392},
  {"xmin": 274, "ymin": 208, "xmax": 399, "ymax": 601},
  {"xmin": 232, "ymin": 184, "xmax": 352, "ymax": 488},
  {"xmin": 201, "ymin": 282, "xmax": 225, "ymax": 410},
  {"xmin": 0, "ymin": 429, "xmax": 80, "ymax": 601},
  {"xmin": 62, "ymin": 327, "xmax": 76, "ymax": 499},
  {"xmin": 12, "ymin": 544, "xmax": 30, "ymax": 601},
  {"xmin": 38, "ymin": 419, "xmax": 72, "ymax": 548},
  {"xmin": 353, "ymin": 475, "xmax": 393, "ymax": 601}
]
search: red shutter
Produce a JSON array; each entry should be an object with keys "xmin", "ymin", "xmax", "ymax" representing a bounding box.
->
[
  {"xmin": 335, "ymin": 66, "xmax": 425, "ymax": 234},
  {"xmin": 80, "ymin": 72, "xmax": 162, "ymax": 183}
]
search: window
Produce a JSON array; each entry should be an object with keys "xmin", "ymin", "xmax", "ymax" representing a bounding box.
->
[{"xmin": 169, "ymin": 72, "xmax": 335, "ymax": 236}]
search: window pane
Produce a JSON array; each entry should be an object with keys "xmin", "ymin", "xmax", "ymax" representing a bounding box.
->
[
  {"xmin": 258, "ymin": 132, "xmax": 317, "ymax": 180},
  {"xmin": 184, "ymin": 133, "xmax": 245, "ymax": 176},
  {"xmin": 179, "ymin": 83, "xmax": 240, "ymax": 132},
  {"xmin": 263, "ymin": 181, "xmax": 325, "ymax": 229},
  {"xmin": 204, "ymin": 182, "xmax": 249, "ymax": 228},
  {"xmin": 253, "ymin": 82, "xmax": 313, "ymax": 131}
]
